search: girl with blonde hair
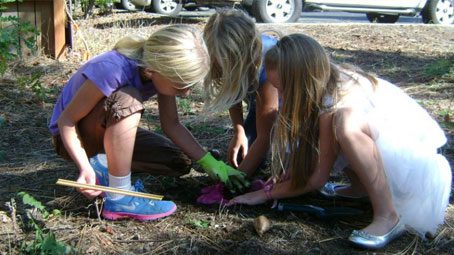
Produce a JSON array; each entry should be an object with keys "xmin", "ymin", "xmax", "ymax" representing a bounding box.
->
[
  {"xmin": 203, "ymin": 8, "xmax": 279, "ymax": 183},
  {"xmin": 228, "ymin": 33, "xmax": 451, "ymax": 249},
  {"xmin": 49, "ymin": 24, "xmax": 245, "ymax": 221}
]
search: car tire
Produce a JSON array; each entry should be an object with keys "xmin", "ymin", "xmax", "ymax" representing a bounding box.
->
[
  {"xmin": 184, "ymin": 2, "xmax": 197, "ymax": 11},
  {"xmin": 121, "ymin": 0, "xmax": 140, "ymax": 11},
  {"xmin": 366, "ymin": 13, "xmax": 400, "ymax": 23},
  {"xmin": 421, "ymin": 0, "xmax": 454, "ymax": 24},
  {"xmin": 251, "ymin": 0, "xmax": 303, "ymax": 23},
  {"xmin": 152, "ymin": 0, "xmax": 183, "ymax": 16},
  {"xmin": 184, "ymin": 6, "xmax": 197, "ymax": 11}
]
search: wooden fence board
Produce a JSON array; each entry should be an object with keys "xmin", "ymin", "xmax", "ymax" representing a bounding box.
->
[{"xmin": 3, "ymin": 0, "xmax": 67, "ymax": 59}]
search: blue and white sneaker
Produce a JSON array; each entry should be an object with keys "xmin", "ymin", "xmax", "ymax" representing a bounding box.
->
[
  {"xmin": 102, "ymin": 187, "xmax": 177, "ymax": 221},
  {"xmin": 89, "ymin": 154, "xmax": 147, "ymax": 197},
  {"xmin": 89, "ymin": 154, "xmax": 109, "ymax": 187}
]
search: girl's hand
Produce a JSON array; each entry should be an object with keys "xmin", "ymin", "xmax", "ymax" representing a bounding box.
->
[
  {"xmin": 227, "ymin": 190, "xmax": 268, "ymax": 206},
  {"xmin": 228, "ymin": 130, "xmax": 248, "ymax": 168},
  {"xmin": 76, "ymin": 166, "xmax": 102, "ymax": 199},
  {"xmin": 197, "ymin": 152, "xmax": 249, "ymax": 191}
]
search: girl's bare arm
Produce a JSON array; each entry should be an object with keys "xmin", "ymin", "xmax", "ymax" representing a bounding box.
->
[
  {"xmin": 58, "ymin": 81, "xmax": 104, "ymax": 173},
  {"xmin": 227, "ymin": 103, "xmax": 247, "ymax": 167},
  {"xmin": 158, "ymin": 94, "xmax": 206, "ymax": 160},
  {"xmin": 229, "ymin": 112, "xmax": 337, "ymax": 204},
  {"xmin": 58, "ymin": 80, "xmax": 105, "ymax": 198},
  {"xmin": 238, "ymin": 81, "xmax": 279, "ymax": 176}
]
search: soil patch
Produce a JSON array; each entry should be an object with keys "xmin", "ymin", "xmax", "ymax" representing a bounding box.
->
[{"xmin": 0, "ymin": 11, "xmax": 453, "ymax": 254}]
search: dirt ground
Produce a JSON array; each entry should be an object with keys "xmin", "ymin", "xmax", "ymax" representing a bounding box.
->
[{"xmin": 0, "ymin": 11, "xmax": 453, "ymax": 254}]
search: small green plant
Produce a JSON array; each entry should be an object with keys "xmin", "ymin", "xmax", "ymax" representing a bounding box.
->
[
  {"xmin": 188, "ymin": 218, "xmax": 210, "ymax": 229},
  {"xmin": 17, "ymin": 192, "xmax": 75, "ymax": 255},
  {"xmin": 177, "ymin": 98, "xmax": 195, "ymax": 115},
  {"xmin": 153, "ymin": 125, "xmax": 163, "ymax": 134},
  {"xmin": 16, "ymin": 71, "xmax": 50, "ymax": 102},
  {"xmin": 80, "ymin": 0, "xmax": 114, "ymax": 18},
  {"xmin": 0, "ymin": 0, "xmax": 39, "ymax": 76},
  {"xmin": 424, "ymin": 59, "xmax": 454, "ymax": 78}
]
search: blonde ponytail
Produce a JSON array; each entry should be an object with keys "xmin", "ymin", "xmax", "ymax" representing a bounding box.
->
[
  {"xmin": 143, "ymin": 25, "xmax": 209, "ymax": 88},
  {"xmin": 113, "ymin": 35, "xmax": 146, "ymax": 62},
  {"xmin": 114, "ymin": 25, "xmax": 209, "ymax": 89}
]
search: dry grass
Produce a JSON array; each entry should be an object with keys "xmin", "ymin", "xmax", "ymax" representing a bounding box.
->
[{"xmin": 0, "ymin": 10, "xmax": 453, "ymax": 254}]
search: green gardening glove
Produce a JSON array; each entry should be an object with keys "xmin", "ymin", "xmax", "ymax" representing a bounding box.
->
[
  {"xmin": 197, "ymin": 152, "xmax": 229, "ymax": 183},
  {"xmin": 197, "ymin": 152, "xmax": 249, "ymax": 191}
]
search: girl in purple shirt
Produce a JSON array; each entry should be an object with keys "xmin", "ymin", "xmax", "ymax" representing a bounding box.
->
[{"xmin": 49, "ymin": 24, "xmax": 247, "ymax": 221}]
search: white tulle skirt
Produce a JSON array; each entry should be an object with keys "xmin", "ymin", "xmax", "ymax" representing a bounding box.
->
[{"xmin": 334, "ymin": 78, "xmax": 452, "ymax": 237}]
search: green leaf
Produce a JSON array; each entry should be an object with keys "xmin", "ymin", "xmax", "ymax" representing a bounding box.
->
[
  {"xmin": 189, "ymin": 219, "xmax": 210, "ymax": 229},
  {"xmin": 18, "ymin": 192, "xmax": 46, "ymax": 211},
  {"xmin": 51, "ymin": 209, "xmax": 62, "ymax": 217}
]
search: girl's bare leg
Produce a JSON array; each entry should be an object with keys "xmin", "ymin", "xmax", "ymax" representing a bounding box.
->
[
  {"xmin": 336, "ymin": 167, "xmax": 368, "ymax": 198},
  {"xmin": 104, "ymin": 112, "xmax": 141, "ymax": 176},
  {"xmin": 334, "ymin": 108, "xmax": 398, "ymax": 236}
]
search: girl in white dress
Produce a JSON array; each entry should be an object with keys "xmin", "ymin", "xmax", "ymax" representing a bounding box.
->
[{"xmin": 228, "ymin": 33, "xmax": 452, "ymax": 249}]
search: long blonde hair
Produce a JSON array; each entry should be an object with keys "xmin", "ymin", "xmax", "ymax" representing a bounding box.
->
[
  {"xmin": 267, "ymin": 34, "xmax": 336, "ymax": 188},
  {"xmin": 267, "ymin": 34, "xmax": 378, "ymax": 188},
  {"xmin": 114, "ymin": 24, "xmax": 209, "ymax": 88},
  {"xmin": 203, "ymin": 8, "xmax": 262, "ymax": 112}
]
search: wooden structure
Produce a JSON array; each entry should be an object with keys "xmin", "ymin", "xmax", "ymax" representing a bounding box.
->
[{"xmin": 3, "ymin": 0, "xmax": 67, "ymax": 59}]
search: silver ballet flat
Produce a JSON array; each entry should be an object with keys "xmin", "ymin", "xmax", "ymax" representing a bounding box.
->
[
  {"xmin": 348, "ymin": 220, "xmax": 405, "ymax": 249},
  {"xmin": 319, "ymin": 182, "xmax": 368, "ymax": 201}
]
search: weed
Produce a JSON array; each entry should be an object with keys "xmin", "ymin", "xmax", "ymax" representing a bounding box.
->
[
  {"xmin": 80, "ymin": 0, "xmax": 114, "ymax": 17},
  {"xmin": 16, "ymin": 192, "xmax": 75, "ymax": 254},
  {"xmin": 424, "ymin": 59, "xmax": 454, "ymax": 78},
  {"xmin": 16, "ymin": 71, "xmax": 51, "ymax": 102},
  {"xmin": 177, "ymin": 97, "xmax": 195, "ymax": 115},
  {"xmin": 0, "ymin": 0, "xmax": 39, "ymax": 76},
  {"xmin": 142, "ymin": 112, "xmax": 158, "ymax": 122},
  {"xmin": 440, "ymin": 121, "xmax": 454, "ymax": 130},
  {"xmin": 153, "ymin": 125, "xmax": 163, "ymax": 134},
  {"xmin": 188, "ymin": 218, "xmax": 210, "ymax": 229}
]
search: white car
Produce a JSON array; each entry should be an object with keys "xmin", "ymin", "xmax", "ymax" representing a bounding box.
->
[
  {"xmin": 118, "ymin": 0, "xmax": 453, "ymax": 24},
  {"xmin": 304, "ymin": 0, "xmax": 454, "ymax": 25},
  {"xmin": 117, "ymin": 0, "xmax": 303, "ymax": 23}
]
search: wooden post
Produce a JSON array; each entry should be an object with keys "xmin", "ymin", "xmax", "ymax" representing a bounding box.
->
[
  {"xmin": 52, "ymin": 0, "xmax": 66, "ymax": 59},
  {"xmin": 4, "ymin": 0, "xmax": 67, "ymax": 59}
]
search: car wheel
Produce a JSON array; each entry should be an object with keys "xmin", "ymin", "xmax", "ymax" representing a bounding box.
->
[
  {"xmin": 152, "ymin": 0, "xmax": 183, "ymax": 16},
  {"xmin": 184, "ymin": 6, "xmax": 197, "ymax": 11},
  {"xmin": 121, "ymin": 0, "xmax": 139, "ymax": 11},
  {"xmin": 184, "ymin": 1, "xmax": 197, "ymax": 11},
  {"xmin": 366, "ymin": 13, "xmax": 400, "ymax": 23},
  {"xmin": 422, "ymin": 0, "xmax": 454, "ymax": 24},
  {"xmin": 252, "ymin": 0, "xmax": 303, "ymax": 23}
]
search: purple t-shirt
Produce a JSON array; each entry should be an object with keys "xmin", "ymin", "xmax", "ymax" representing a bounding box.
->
[{"xmin": 48, "ymin": 50, "xmax": 156, "ymax": 135}]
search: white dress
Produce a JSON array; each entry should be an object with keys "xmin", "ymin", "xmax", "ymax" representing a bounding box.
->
[{"xmin": 329, "ymin": 71, "xmax": 452, "ymax": 237}]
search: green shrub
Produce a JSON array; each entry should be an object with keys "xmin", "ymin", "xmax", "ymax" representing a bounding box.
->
[
  {"xmin": 424, "ymin": 59, "xmax": 454, "ymax": 78},
  {"xmin": 16, "ymin": 71, "xmax": 51, "ymax": 102},
  {"xmin": 0, "ymin": 0, "xmax": 39, "ymax": 76},
  {"xmin": 17, "ymin": 192, "xmax": 75, "ymax": 254}
]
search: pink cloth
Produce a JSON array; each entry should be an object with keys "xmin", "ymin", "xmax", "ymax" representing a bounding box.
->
[
  {"xmin": 196, "ymin": 183, "xmax": 229, "ymax": 205},
  {"xmin": 196, "ymin": 179, "xmax": 268, "ymax": 205}
]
